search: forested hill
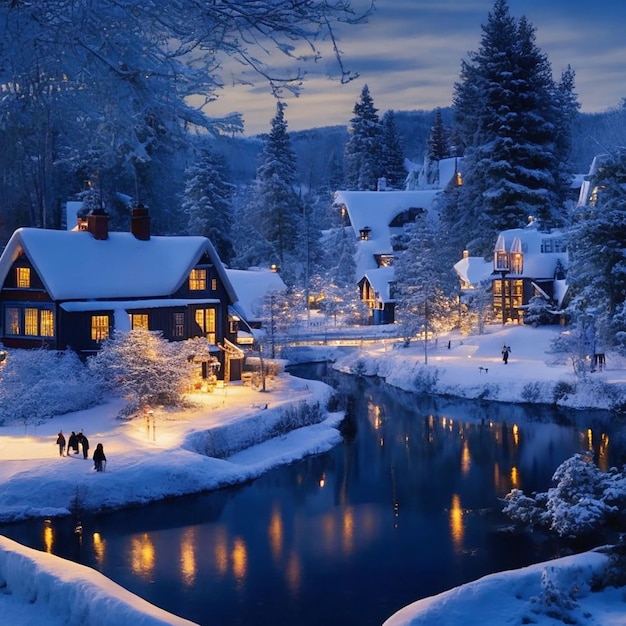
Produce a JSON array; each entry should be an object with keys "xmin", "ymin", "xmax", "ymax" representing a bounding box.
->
[{"xmin": 214, "ymin": 106, "xmax": 626, "ymax": 188}]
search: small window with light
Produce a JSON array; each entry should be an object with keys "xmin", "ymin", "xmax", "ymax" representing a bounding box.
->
[
  {"xmin": 189, "ymin": 268, "xmax": 207, "ymax": 291},
  {"xmin": 16, "ymin": 267, "xmax": 31, "ymax": 288},
  {"xmin": 91, "ymin": 315, "xmax": 109, "ymax": 341},
  {"xmin": 130, "ymin": 314, "xmax": 149, "ymax": 330}
]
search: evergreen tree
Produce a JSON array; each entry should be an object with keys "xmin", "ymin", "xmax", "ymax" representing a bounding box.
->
[
  {"xmin": 343, "ymin": 84, "xmax": 383, "ymax": 191},
  {"xmin": 445, "ymin": 0, "xmax": 577, "ymax": 257},
  {"xmin": 427, "ymin": 109, "xmax": 450, "ymax": 161},
  {"xmin": 182, "ymin": 147, "xmax": 235, "ymax": 264},
  {"xmin": 568, "ymin": 149, "xmax": 626, "ymax": 353},
  {"xmin": 254, "ymin": 102, "xmax": 302, "ymax": 267},
  {"xmin": 380, "ymin": 110, "xmax": 406, "ymax": 189}
]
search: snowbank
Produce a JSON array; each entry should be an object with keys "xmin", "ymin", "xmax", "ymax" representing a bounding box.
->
[{"xmin": 0, "ymin": 535, "xmax": 197, "ymax": 625}]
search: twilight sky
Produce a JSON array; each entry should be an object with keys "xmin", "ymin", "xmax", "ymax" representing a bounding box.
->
[{"xmin": 207, "ymin": 0, "xmax": 626, "ymax": 136}]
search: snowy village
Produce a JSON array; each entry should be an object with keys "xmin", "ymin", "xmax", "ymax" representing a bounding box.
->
[{"xmin": 0, "ymin": 1, "xmax": 626, "ymax": 625}]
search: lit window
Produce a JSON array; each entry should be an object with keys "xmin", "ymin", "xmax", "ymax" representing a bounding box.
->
[
  {"xmin": 211, "ymin": 278, "xmax": 217, "ymax": 291},
  {"xmin": 189, "ymin": 269, "xmax": 207, "ymax": 291},
  {"xmin": 173, "ymin": 312, "xmax": 185, "ymax": 338},
  {"xmin": 131, "ymin": 314, "xmax": 149, "ymax": 330},
  {"xmin": 40, "ymin": 309, "xmax": 54, "ymax": 337},
  {"xmin": 16, "ymin": 267, "xmax": 30, "ymax": 288},
  {"xmin": 24, "ymin": 308, "xmax": 39, "ymax": 335},
  {"xmin": 194, "ymin": 308, "xmax": 216, "ymax": 344},
  {"xmin": 91, "ymin": 315, "xmax": 109, "ymax": 341}
]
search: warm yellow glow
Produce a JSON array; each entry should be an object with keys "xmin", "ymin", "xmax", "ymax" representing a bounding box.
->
[
  {"xmin": 286, "ymin": 551, "xmax": 301, "ymax": 595},
  {"xmin": 342, "ymin": 507, "xmax": 355, "ymax": 555},
  {"xmin": 319, "ymin": 473, "xmax": 326, "ymax": 488},
  {"xmin": 449, "ymin": 494, "xmax": 464, "ymax": 549},
  {"xmin": 130, "ymin": 533, "xmax": 155, "ymax": 579},
  {"xmin": 93, "ymin": 532, "xmax": 106, "ymax": 566},
  {"xmin": 269, "ymin": 507, "xmax": 284, "ymax": 561},
  {"xmin": 461, "ymin": 440, "xmax": 471, "ymax": 475},
  {"xmin": 16, "ymin": 267, "xmax": 31, "ymax": 288},
  {"xmin": 587, "ymin": 428, "xmax": 593, "ymax": 451},
  {"xmin": 510, "ymin": 465, "xmax": 519, "ymax": 488},
  {"xmin": 513, "ymin": 424, "xmax": 519, "ymax": 446},
  {"xmin": 43, "ymin": 520, "xmax": 54, "ymax": 554},
  {"xmin": 232, "ymin": 538, "xmax": 248, "ymax": 582},
  {"xmin": 180, "ymin": 529, "xmax": 197, "ymax": 586}
]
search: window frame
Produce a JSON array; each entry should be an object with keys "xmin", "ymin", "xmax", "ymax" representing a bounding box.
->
[
  {"xmin": 189, "ymin": 268, "xmax": 207, "ymax": 291},
  {"xmin": 3, "ymin": 304, "xmax": 55, "ymax": 338}
]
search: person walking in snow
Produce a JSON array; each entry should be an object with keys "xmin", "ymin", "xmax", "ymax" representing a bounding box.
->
[
  {"xmin": 68, "ymin": 431, "xmax": 79, "ymax": 455},
  {"xmin": 502, "ymin": 344, "xmax": 511, "ymax": 365},
  {"xmin": 78, "ymin": 431, "xmax": 90, "ymax": 459},
  {"xmin": 56, "ymin": 431, "xmax": 66, "ymax": 457},
  {"xmin": 92, "ymin": 443, "xmax": 107, "ymax": 472}
]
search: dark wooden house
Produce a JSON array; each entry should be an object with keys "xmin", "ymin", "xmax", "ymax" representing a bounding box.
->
[{"xmin": 0, "ymin": 208, "xmax": 243, "ymax": 379}]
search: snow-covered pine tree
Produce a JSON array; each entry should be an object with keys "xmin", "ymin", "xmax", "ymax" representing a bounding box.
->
[
  {"xmin": 427, "ymin": 108, "xmax": 450, "ymax": 162},
  {"xmin": 567, "ymin": 148, "xmax": 626, "ymax": 353},
  {"xmin": 380, "ymin": 110, "xmax": 406, "ymax": 190},
  {"xmin": 445, "ymin": 0, "xmax": 576, "ymax": 257},
  {"xmin": 182, "ymin": 146, "xmax": 235, "ymax": 264},
  {"xmin": 343, "ymin": 84, "xmax": 383, "ymax": 191},
  {"xmin": 394, "ymin": 214, "xmax": 458, "ymax": 352},
  {"xmin": 254, "ymin": 102, "xmax": 302, "ymax": 268}
]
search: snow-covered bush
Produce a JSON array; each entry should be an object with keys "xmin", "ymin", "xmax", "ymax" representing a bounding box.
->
[
  {"xmin": 529, "ymin": 566, "xmax": 580, "ymax": 623},
  {"xmin": 0, "ymin": 349, "xmax": 101, "ymax": 426},
  {"xmin": 412, "ymin": 365, "xmax": 439, "ymax": 394},
  {"xmin": 503, "ymin": 453, "xmax": 623, "ymax": 539},
  {"xmin": 523, "ymin": 296, "xmax": 558, "ymax": 327},
  {"xmin": 88, "ymin": 330, "xmax": 194, "ymax": 416}
]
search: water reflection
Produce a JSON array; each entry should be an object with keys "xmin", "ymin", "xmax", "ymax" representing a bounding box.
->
[{"xmin": 4, "ymin": 365, "xmax": 626, "ymax": 626}]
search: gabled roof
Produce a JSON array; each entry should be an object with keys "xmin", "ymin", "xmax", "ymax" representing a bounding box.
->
[
  {"xmin": 359, "ymin": 267, "xmax": 396, "ymax": 303},
  {"xmin": 226, "ymin": 268, "xmax": 287, "ymax": 323},
  {"xmin": 0, "ymin": 228, "xmax": 237, "ymax": 303},
  {"xmin": 453, "ymin": 256, "xmax": 493, "ymax": 288},
  {"xmin": 495, "ymin": 226, "xmax": 567, "ymax": 279}
]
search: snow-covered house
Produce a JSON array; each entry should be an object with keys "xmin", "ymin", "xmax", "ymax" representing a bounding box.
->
[
  {"xmin": 334, "ymin": 157, "xmax": 461, "ymax": 324},
  {"xmin": 490, "ymin": 222, "xmax": 568, "ymax": 323},
  {"xmin": 0, "ymin": 208, "xmax": 243, "ymax": 379},
  {"xmin": 226, "ymin": 268, "xmax": 287, "ymax": 343}
]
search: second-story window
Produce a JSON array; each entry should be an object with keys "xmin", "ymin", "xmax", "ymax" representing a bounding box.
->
[
  {"xmin": 189, "ymin": 268, "xmax": 207, "ymax": 291},
  {"xmin": 16, "ymin": 267, "xmax": 31, "ymax": 288}
]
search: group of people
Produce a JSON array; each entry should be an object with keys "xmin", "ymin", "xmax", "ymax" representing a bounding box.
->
[{"xmin": 55, "ymin": 430, "xmax": 107, "ymax": 471}]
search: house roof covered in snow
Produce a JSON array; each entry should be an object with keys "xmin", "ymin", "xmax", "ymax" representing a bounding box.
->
[
  {"xmin": 226, "ymin": 268, "xmax": 287, "ymax": 323},
  {"xmin": 0, "ymin": 227, "xmax": 237, "ymax": 303},
  {"xmin": 359, "ymin": 267, "xmax": 396, "ymax": 302},
  {"xmin": 453, "ymin": 255, "xmax": 493, "ymax": 288}
]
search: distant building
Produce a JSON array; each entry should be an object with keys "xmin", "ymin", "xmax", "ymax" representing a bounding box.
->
[{"xmin": 334, "ymin": 157, "xmax": 462, "ymax": 324}]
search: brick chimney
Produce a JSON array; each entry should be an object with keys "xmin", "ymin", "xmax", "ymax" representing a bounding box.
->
[
  {"xmin": 87, "ymin": 208, "xmax": 109, "ymax": 240},
  {"xmin": 131, "ymin": 205, "xmax": 150, "ymax": 240}
]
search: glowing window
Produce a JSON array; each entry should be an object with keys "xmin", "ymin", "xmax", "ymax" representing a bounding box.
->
[
  {"xmin": 189, "ymin": 269, "xmax": 207, "ymax": 291},
  {"xmin": 131, "ymin": 314, "xmax": 149, "ymax": 330},
  {"xmin": 211, "ymin": 278, "xmax": 217, "ymax": 291},
  {"xmin": 24, "ymin": 308, "xmax": 39, "ymax": 335},
  {"xmin": 5, "ymin": 307, "xmax": 20, "ymax": 335},
  {"xmin": 91, "ymin": 315, "xmax": 109, "ymax": 341},
  {"xmin": 16, "ymin": 267, "xmax": 31, "ymax": 288},
  {"xmin": 40, "ymin": 309, "xmax": 54, "ymax": 337},
  {"xmin": 194, "ymin": 308, "xmax": 216, "ymax": 344}
]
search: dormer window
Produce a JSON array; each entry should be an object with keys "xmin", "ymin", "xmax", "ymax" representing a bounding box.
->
[
  {"xmin": 494, "ymin": 235, "xmax": 509, "ymax": 271},
  {"xmin": 509, "ymin": 237, "xmax": 523, "ymax": 274},
  {"xmin": 16, "ymin": 267, "xmax": 30, "ymax": 288},
  {"xmin": 360, "ymin": 226, "xmax": 371, "ymax": 241},
  {"xmin": 189, "ymin": 268, "xmax": 207, "ymax": 291}
]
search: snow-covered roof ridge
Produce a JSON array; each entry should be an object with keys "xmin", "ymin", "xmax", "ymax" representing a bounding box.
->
[
  {"xmin": 0, "ymin": 227, "xmax": 237, "ymax": 303},
  {"xmin": 226, "ymin": 268, "xmax": 287, "ymax": 323}
]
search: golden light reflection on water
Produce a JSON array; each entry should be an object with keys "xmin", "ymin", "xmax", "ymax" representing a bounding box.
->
[
  {"xmin": 461, "ymin": 440, "xmax": 471, "ymax": 474},
  {"xmin": 449, "ymin": 494, "xmax": 464, "ymax": 550},
  {"xmin": 232, "ymin": 537, "xmax": 247, "ymax": 582},
  {"xmin": 286, "ymin": 551, "xmax": 301, "ymax": 594},
  {"xmin": 342, "ymin": 507, "xmax": 354, "ymax": 554},
  {"xmin": 43, "ymin": 520, "xmax": 53, "ymax": 553},
  {"xmin": 269, "ymin": 506, "xmax": 284, "ymax": 561},
  {"xmin": 130, "ymin": 533, "xmax": 155, "ymax": 579},
  {"xmin": 510, "ymin": 465, "xmax": 519, "ymax": 489},
  {"xmin": 93, "ymin": 532, "xmax": 105, "ymax": 566},
  {"xmin": 513, "ymin": 424, "xmax": 519, "ymax": 446},
  {"xmin": 180, "ymin": 528, "xmax": 197, "ymax": 586}
]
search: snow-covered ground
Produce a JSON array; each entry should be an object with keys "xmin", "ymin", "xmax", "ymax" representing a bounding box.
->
[{"xmin": 1, "ymin": 324, "xmax": 625, "ymax": 625}]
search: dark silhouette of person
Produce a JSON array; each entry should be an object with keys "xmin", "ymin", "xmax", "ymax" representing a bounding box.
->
[
  {"xmin": 93, "ymin": 443, "xmax": 107, "ymax": 472},
  {"xmin": 56, "ymin": 431, "xmax": 66, "ymax": 457},
  {"xmin": 78, "ymin": 431, "xmax": 90, "ymax": 459},
  {"xmin": 502, "ymin": 344, "xmax": 511, "ymax": 364},
  {"xmin": 68, "ymin": 431, "xmax": 79, "ymax": 455}
]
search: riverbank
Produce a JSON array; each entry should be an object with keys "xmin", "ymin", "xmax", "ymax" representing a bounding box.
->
[{"xmin": 328, "ymin": 325, "xmax": 626, "ymax": 411}]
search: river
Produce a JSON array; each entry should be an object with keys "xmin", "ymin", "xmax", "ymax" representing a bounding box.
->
[{"xmin": 2, "ymin": 363, "xmax": 625, "ymax": 626}]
